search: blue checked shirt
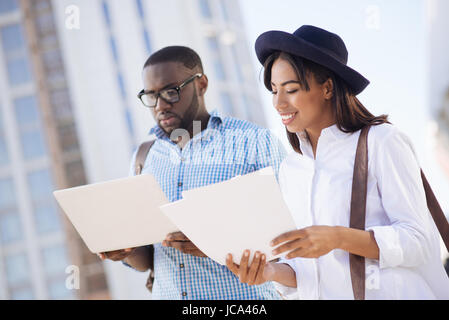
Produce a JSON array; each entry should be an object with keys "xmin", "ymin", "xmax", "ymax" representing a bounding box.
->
[{"xmin": 126, "ymin": 110, "xmax": 286, "ymax": 300}]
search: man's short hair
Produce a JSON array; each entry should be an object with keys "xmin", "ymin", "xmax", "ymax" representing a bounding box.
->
[{"xmin": 143, "ymin": 46, "xmax": 203, "ymax": 73}]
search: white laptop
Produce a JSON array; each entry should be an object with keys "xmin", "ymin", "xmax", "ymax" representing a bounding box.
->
[{"xmin": 53, "ymin": 174, "xmax": 178, "ymax": 253}]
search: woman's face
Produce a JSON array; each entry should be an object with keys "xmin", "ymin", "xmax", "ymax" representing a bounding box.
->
[{"xmin": 270, "ymin": 57, "xmax": 332, "ymax": 133}]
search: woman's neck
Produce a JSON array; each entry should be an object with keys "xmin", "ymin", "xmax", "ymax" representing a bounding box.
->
[{"xmin": 304, "ymin": 118, "xmax": 337, "ymax": 159}]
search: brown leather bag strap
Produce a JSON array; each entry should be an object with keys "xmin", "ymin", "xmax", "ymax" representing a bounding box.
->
[
  {"xmin": 420, "ymin": 171, "xmax": 449, "ymax": 252},
  {"xmin": 134, "ymin": 139, "xmax": 156, "ymax": 292},
  {"xmin": 135, "ymin": 140, "xmax": 156, "ymax": 175},
  {"xmin": 350, "ymin": 125, "xmax": 449, "ymax": 300},
  {"xmin": 349, "ymin": 125, "xmax": 370, "ymax": 300}
]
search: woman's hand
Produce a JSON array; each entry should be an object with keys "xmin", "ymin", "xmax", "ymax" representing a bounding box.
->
[
  {"xmin": 271, "ymin": 226, "xmax": 340, "ymax": 259},
  {"xmin": 226, "ymin": 250, "xmax": 274, "ymax": 286}
]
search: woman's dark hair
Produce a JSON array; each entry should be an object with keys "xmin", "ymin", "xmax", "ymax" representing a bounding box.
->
[{"xmin": 263, "ymin": 51, "xmax": 389, "ymax": 153}]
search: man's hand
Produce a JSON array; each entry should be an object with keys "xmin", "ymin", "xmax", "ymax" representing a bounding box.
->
[
  {"xmin": 162, "ymin": 232, "xmax": 207, "ymax": 257},
  {"xmin": 97, "ymin": 248, "xmax": 135, "ymax": 261}
]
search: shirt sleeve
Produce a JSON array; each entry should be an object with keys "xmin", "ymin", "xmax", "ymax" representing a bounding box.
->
[
  {"xmin": 368, "ymin": 127, "xmax": 434, "ymax": 269},
  {"xmin": 255, "ymin": 129, "xmax": 287, "ymax": 180}
]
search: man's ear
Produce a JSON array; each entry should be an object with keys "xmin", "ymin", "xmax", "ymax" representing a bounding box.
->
[
  {"xmin": 197, "ymin": 74, "xmax": 208, "ymax": 96},
  {"xmin": 323, "ymin": 78, "xmax": 334, "ymax": 100}
]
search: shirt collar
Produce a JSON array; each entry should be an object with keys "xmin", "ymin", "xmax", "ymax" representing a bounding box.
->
[
  {"xmin": 296, "ymin": 124, "xmax": 352, "ymax": 157},
  {"xmin": 148, "ymin": 109, "xmax": 223, "ymax": 139},
  {"xmin": 296, "ymin": 124, "xmax": 351, "ymax": 143}
]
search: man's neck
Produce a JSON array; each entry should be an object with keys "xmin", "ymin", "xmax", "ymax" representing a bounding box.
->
[{"xmin": 175, "ymin": 111, "xmax": 211, "ymax": 149}]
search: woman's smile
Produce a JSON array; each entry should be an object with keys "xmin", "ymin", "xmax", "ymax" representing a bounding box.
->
[{"xmin": 280, "ymin": 112, "xmax": 298, "ymax": 125}]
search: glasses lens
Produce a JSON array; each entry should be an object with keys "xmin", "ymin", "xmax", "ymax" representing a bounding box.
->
[
  {"xmin": 141, "ymin": 93, "xmax": 157, "ymax": 107},
  {"xmin": 160, "ymin": 89, "xmax": 179, "ymax": 103}
]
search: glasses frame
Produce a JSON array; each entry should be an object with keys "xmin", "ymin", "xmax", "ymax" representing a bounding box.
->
[{"xmin": 137, "ymin": 73, "xmax": 203, "ymax": 108}]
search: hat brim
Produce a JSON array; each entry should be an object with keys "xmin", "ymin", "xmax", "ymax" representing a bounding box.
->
[{"xmin": 255, "ymin": 30, "xmax": 369, "ymax": 95}]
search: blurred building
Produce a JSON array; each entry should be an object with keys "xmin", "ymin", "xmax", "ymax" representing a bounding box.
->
[
  {"xmin": 0, "ymin": 0, "xmax": 267, "ymax": 300},
  {"xmin": 0, "ymin": 0, "xmax": 109, "ymax": 300},
  {"xmin": 427, "ymin": 0, "xmax": 449, "ymax": 261},
  {"xmin": 428, "ymin": 0, "xmax": 449, "ymax": 181}
]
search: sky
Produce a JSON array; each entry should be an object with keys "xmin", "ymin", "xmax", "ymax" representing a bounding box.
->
[{"xmin": 238, "ymin": 0, "xmax": 449, "ymax": 211}]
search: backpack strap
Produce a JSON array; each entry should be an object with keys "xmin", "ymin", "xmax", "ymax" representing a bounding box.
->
[
  {"xmin": 350, "ymin": 125, "xmax": 449, "ymax": 300},
  {"xmin": 134, "ymin": 139, "xmax": 156, "ymax": 292},
  {"xmin": 135, "ymin": 140, "xmax": 156, "ymax": 175}
]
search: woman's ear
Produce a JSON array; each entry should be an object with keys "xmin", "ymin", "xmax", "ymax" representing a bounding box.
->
[{"xmin": 323, "ymin": 78, "xmax": 334, "ymax": 100}]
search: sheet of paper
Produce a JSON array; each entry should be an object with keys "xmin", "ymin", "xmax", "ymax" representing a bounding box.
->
[
  {"xmin": 53, "ymin": 174, "xmax": 178, "ymax": 253},
  {"xmin": 160, "ymin": 167, "xmax": 297, "ymax": 265}
]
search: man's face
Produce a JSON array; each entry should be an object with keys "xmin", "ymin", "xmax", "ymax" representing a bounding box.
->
[{"xmin": 142, "ymin": 61, "xmax": 200, "ymax": 135}]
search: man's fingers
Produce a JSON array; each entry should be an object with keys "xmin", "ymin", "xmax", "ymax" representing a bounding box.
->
[
  {"xmin": 165, "ymin": 240, "xmax": 205, "ymax": 256},
  {"xmin": 226, "ymin": 254, "xmax": 239, "ymax": 275},
  {"xmin": 247, "ymin": 251, "xmax": 261, "ymax": 285},
  {"xmin": 166, "ymin": 232, "xmax": 189, "ymax": 241},
  {"xmin": 254, "ymin": 254, "xmax": 266, "ymax": 285},
  {"xmin": 238, "ymin": 250, "xmax": 250, "ymax": 283},
  {"xmin": 271, "ymin": 229, "xmax": 306, "ymax": 247}
]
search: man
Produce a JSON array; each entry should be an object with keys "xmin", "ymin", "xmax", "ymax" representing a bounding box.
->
[{"xmin": 99, "ymin": 46, "xmax": 286, "ymax": 299}]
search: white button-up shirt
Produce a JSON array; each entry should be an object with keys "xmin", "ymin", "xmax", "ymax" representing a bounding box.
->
[{"xmin": 277, "ymin": 123, "xmax": 449, "ymax": 299}]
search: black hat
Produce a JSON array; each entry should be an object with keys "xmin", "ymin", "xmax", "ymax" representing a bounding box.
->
[{"xmin": 255, "ymin": 25, "xmax": 369, "ymax": 95}]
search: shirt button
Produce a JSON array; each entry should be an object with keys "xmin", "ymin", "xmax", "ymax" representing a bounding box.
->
[
  {"xmin": 182, "ymin": 292, "xmax": 187, "ymax": 297},
  {"xmin": 179, "ymin": 263, "xmax": 184, "ymax": 268},
  {"xmin": 178, "ymin": 182, "xmax": 183, "ymax": 187}
]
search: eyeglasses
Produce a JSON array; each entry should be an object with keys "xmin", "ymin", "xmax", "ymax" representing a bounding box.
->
[{"xmin": 137, "ymin": 73, "xmax": 203, "ymax": 108}]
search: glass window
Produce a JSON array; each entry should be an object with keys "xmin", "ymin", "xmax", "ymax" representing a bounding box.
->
[
  {"xmin": 1, "ymin": 24, "xmax": 25, "ymax": 54},
  {"xmin": 101, "ymin": 1, "xmax": 112, "ymax": 27},
  {"xmin": 42, "ymin": 245, "xmax": 69, "ymax": 276},
  {"xmin": 218, "ymin": 0, "xmax": 229, "ymax": 21},
  {"xmin": 0, "ymin": 212, "xmax": 22, "ymax": 244},
  {"xmin": 118, "ymin": 74, "xmax": 127, "ymax": 99},
  {"xmin": 0, "ymin": 135, "xmax": 8, "ymax": 166},
  {"xmin": 143, "ymin": 29, "xmax": 152, "ymax": 54},
  {"xmin": 198, "ymin": 0, "xmax": 212, "ymax": 18},
  {"xmin": 35, "ymin": 11, "xmax": 54, "ymax": 36},
  {"xmin": 0, "ymin": 0, "xmax": 18, "ymax": 14},
  {"xmin": 34, "ymin": 204, "xmax": 61, "ymax": 234},
  {"xmin": 48, "ymin": 278, "xmax": 74, "ymax": 300},
  {"xmin": 135, "ymin": 0, "xmax": 145, "ymax": 19},
  {"xmin": 5, "ymin": 253, "xmax": 30, "ymax": 286},
  {"xmin": 232, "ymin": 45, "xmax": 244, "ymax": 82},
  {"xmin": 241, "ymin": 95, "xmax": 251, "ymax": 121},
  {"xmin": 220, "ymin": 92, "xmax": 233, "ymax": 115},
  {"xmin": 20, "ymin": 130, "xmax": 46, "ymax": 159},
  {"xmin": 50, "ymin": 89, "xmax": 72, "ymax": 120},
  {"xmin": 10, "ymin": 287, "xmax": 34, "ymax": 300},
  {"xmin": 27, "ymin": 169, "xmax": 54, "ymax": 202},
  {"xmin": 109, "ymin": 37, "xmax": 119, "ymax": 62},
  {"xmin": 207, "ymin": 37, "xmax": 226, "ymax": 80},
  {"xmin": 14, "ymin": 96, "xmax": 39, "ymax": 126},
  {"xmin": 6, "ymin": 57, "xmax": 33, "ymax": 86},
  {"xmin": 0, "ymin": 178, "xmax": 15, "ymax": 210},
  {"xmin": 125, "ymin": 109, "xmax": 134, "ymax": 137}
]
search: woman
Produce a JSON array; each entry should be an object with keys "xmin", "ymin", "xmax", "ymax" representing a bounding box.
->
[{"xmin": 226, "ymin": 25, "xmax": 449, "ymax": 299}]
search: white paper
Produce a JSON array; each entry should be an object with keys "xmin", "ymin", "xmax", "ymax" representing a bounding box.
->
[
  {"xmin": 53, "ymin": 174, "xmax": 178, "ymax": 253},
  {"xmin": 160, "ymin": 167, "xmax": 297, "ymax": 265}
]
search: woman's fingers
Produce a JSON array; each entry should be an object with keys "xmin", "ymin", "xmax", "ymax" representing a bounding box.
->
[
  {"xmin": 272, "ymin": 238, "xmax": 309, "ymax": 255},
  {"xmin": 227, "ymin": 250, "xmax": 268, "ymax": 286},
  {"xmin": 271, "ymin": 229, "xmax": 307, "ymax": 247}
]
